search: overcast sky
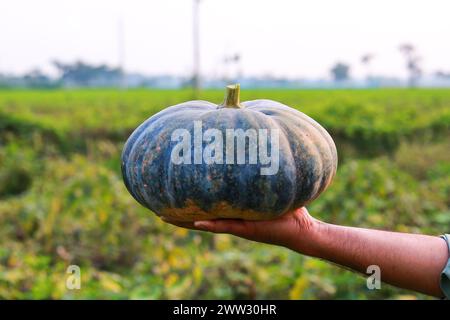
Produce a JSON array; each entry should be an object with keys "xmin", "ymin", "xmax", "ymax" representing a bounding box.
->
[{"xmin": 0, "ymin": 0, "xmax": 449, "ymax": 79}]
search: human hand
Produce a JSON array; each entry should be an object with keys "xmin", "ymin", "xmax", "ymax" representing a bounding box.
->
[
  {"xmin": 163, "ymin": 207, "xmax": 450, "ymax": 298},
  {"xmin": 161, "ymin": 207, "xmax": 322, "ymax": 254}
]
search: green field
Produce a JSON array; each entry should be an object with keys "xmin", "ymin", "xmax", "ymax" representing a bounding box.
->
[{"xmin": 0, "ymin": 88, "xmax": 449, "ymax": 299}]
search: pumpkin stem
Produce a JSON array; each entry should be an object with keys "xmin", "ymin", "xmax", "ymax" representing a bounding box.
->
[{"xmin": 219, "ymin": 84, "xmax": 242, "ymax": 108}]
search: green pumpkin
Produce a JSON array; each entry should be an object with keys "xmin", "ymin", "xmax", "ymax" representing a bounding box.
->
[{"xmin": 121, "ymin": 85, "xmax": 337, "ymax": 221}]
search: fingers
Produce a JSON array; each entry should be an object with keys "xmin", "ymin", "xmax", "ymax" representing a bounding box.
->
[
  {"xmin": 160, "ymin": 217, "xmax": 197, "ymax": 229},
  {"xmin": 160, "ymin": 207, "xmax": 314, "ymax": 249},
  {"xmin": 160, "ymin": 216, "xmax": 251, "ymax": 236},
  {"xmin": 161, "ymin": 207, "xmax": 313, "ymax": 240},
  {"xmin": 194, "ymin": 219, "xmax": 253, "ymax": 238},
  {"xmin": 193, "ymin": 218, "xmax": 292, "ymax": 246}
]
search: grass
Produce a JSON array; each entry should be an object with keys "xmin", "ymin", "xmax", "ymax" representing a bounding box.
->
[{"xmin": 0, "ymin": 88, "xmax": 449, "ymax": 299}]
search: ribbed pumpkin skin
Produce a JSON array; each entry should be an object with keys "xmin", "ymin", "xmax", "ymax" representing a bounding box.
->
[{"xmin": 121, "ymin": 99, "xmax": 337, "ymax": 221}]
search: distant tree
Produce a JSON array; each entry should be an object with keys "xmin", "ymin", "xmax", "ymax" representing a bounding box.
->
[
  {"xmin": 330, "ymin": 62, "xmax": 350, "ymax": 82},
  {"xmin": 434, "ymin": 70, "xmax": 450, "ymax": 79},
  {"xmin": 0, "ymin": 73, "xmax": 16, "ymax": 88},
  {"xmin": 399, "ymin": 44, "xmax": 422, "ymax": 87},
  {"xmin": 222, "ymin": 53, "xmax": 241, "ymax": 83},
  {"xmin": 361, "ymin": 54, "xmax": 374, "ymax": 65},
  {"xmin": 361, "ymin": 53, "xmax": 375, "ymax": 81},
  {"xmin": 223, "ymin": 53, "xmax": 240, "ymax": 64},
  {"xmin": 52, "ymin": 60, "xmax": 121, "ymax": 87},
  {"xmin": 23, "ymin": 69, "xmax": 58, "ymax": 88}
]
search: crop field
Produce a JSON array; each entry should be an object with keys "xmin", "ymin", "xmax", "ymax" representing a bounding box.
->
[{"xmin": 0, "ymin": 88, "xmax": 449, "ymax": 299}]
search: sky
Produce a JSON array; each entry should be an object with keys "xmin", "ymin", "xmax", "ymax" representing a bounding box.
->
[{"xmin": 0, "ymin": 0, "xmax": 449, "ymax": 79}]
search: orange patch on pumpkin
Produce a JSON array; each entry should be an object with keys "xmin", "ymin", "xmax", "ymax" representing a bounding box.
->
[{"xmin": 159, "ymin": 199, "xmax": 280, "ymax": 222}]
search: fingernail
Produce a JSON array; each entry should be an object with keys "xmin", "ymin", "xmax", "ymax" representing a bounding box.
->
[{"xmin": 194, "ymin": 221, "xmax": 210, "ymax": 229}]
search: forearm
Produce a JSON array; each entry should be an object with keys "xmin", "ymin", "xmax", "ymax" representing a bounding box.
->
[
  {"xmin": 178, "ymin": 207, "xmax": 449, "ymax": 297},
  {"xmin": 292, "ymin": 221, "xmax": 449, "ymax": 297}
]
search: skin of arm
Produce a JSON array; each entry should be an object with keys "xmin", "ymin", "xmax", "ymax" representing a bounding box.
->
[{"xmin": 162, "ymin": 207, "xmax": 449, "ymax": 298}]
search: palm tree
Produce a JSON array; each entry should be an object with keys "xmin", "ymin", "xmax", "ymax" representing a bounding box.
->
[
  {"xmin": 222, "ymin": 53, "xmax": 241, "ymax": 83},
  {"xmin": 399, "ymin": 44, "xmax": 422, "ymax": 87},
  {"xmin": 361, "ymin": 53, "xmax": 374, "ymax": 85}
]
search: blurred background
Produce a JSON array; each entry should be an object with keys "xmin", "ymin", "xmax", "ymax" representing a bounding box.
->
[{"xmin": 0, "ymin": 0, "xmax": 449, "ymax": 299}]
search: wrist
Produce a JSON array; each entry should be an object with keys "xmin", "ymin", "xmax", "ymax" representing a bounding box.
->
[{"xmin": 286, "ymin": 217, "xmax": 331, "ymax": 257}]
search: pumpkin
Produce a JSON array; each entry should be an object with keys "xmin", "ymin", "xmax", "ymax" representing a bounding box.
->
[{"xmin": 121, "ymin": 84, "xmax": 337, "ymax": 221}]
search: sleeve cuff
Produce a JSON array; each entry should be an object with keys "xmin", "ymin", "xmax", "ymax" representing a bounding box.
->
[{"xmin": 440, "ymin": 234, "xmax": 450, "ymax": 299}]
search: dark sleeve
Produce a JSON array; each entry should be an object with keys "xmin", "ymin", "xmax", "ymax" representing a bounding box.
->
[{"xmin": 440, "ymin": 234, "xmax": 450, "ymax": 299}]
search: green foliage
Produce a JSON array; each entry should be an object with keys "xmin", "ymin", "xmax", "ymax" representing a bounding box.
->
[
  {"xmin": 0, "ymin": 88, "xmax": 449, "ymax": 155},
  {"xmin": 0, "ymin": 88, "xmax": 449, "ymax": 299},
  {"xmin": 310, "ymin": 157, "xmax": 449, "ymax": 232}
]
